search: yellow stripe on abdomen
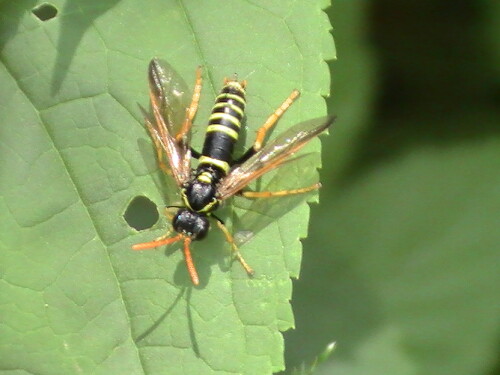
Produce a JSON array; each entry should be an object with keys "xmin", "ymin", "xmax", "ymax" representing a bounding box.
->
[
  {"xmin": 198, "ymin": 156, "xmax": 230, "ymax": 174},
  {"xmin": 206, "ymin": 124, "xmax": 239, "ymax": 140}
]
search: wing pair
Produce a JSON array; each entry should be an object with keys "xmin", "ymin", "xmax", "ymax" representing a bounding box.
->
[
  {"xmin": 144, "ymin": 59, "xmax": 192, "ymax": 186},
  {"xmin": 144, "ymin": 58, "xmax": 334, "ymax": 200}
]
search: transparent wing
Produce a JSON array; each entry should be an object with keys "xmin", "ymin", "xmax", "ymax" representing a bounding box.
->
[
  {"xmin": 149, "ymin": 58, "xmax": 191, "ymax": 137},
  {"xmin": 217, "ymin": 116, "xmax": 335, "ymax": 200},
  {"xmin": 231, "ymin": 152, "xmax": 322, "ymax": 247},
  {"xmin": 146, "ymin": 58, "xmax": 192, "ymax": 186}
]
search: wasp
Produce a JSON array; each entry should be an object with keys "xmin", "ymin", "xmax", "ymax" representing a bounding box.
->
[{"xmin": 133, "ymin": 58, "xmax": 334, "ymax": 285}]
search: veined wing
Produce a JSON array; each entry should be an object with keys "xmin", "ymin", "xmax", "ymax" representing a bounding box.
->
[
  {"xmin": 146, "ymin": 58, "xmax": 192, "ymax": 185},
  {"xmin": 149, "ymin": 58, "xmax": 191, "ymax": 136},
  {"xmin": 231, "ymin": 152, "xmax": 322, "ymax": 247},
  {"xmin": 217, "ymin": 116, "xmax": 335, "ymax": 200}
]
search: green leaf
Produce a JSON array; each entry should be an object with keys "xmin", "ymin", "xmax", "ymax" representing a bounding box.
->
[{"xmin": 0, "ymin": 1, "xmax": 334, "ymax": 374}]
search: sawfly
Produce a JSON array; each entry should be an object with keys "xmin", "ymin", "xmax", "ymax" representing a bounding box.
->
[{"xmin": 133, "ymin": 58, "xmax": 334, "ymax": 285}]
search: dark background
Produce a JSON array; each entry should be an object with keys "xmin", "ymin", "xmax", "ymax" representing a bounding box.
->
[{"xmin": 284, "ymin": 1, "xmax": 500, "ymax": 374}]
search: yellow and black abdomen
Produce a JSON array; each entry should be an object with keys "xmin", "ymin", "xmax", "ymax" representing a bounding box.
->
[{"xmin": 198, "ymin": 80, "xmax": 246, "ymax": 176}]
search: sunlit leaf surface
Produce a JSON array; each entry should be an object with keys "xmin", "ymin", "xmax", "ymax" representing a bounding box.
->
[{"xmin": 0, "ymin": 1, "xmax": 334, "ymax": 374}]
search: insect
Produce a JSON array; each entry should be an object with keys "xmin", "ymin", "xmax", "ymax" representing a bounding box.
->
[{"xmin": 133, "ymin": 58, "xmax": 334, "ymax": 285}]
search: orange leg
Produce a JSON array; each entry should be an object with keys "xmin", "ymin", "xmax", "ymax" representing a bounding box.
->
[
  {"xmin": 253, "ymin": 89, "xmax": 300, "ymax": 151},
  {"xmin": 241, "ymin": 183, "xmax": 321, "ymax": 199},
  {"xmin": 182, "ymin": 237, "xmax": 199, "ymax": 285},
  {"xmin": 132, "ymin": 233, "xmax": 183, "ymax": 250},
  {"xmin": 132, "ymin": 234, "xmax": 200, "ymax": 286},
  {"xmin": 215, "ymin": 220, "xmax": 254, "ymax": 277},
  {"xmin": 132, "ymin": 208, "xmax": 176, "ymax": 249},
  {"xmin": 176, "ymin": 66, "xmax": 203, "ymax": 142}
]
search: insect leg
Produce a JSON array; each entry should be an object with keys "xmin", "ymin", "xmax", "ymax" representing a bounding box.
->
[
  {"xmin": 182, "ymin": 237, "xmax": 200, "ymax": 285},
  {"xmin": 177, "ymin": 66, "xmax": 203, "ymax": 143},
  {"xmin": 235, "ymin": 89, "xmax": 300, "ymax": 164},
  {"xmin": 240, "ymin": 183, "xmax": 321, "ymax": 198},
  {"xmin": 132, "ymin": 233, "xmax": 183, "ymax": 250},
  {"xmin": 214, "ymin": 218, "xmax": 255, "ymax": 277}
]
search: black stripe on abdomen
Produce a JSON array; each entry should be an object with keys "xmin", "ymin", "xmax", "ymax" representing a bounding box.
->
[{"xmin": 201, "ymin": 131, "xmax": 236, "ymax": 165}]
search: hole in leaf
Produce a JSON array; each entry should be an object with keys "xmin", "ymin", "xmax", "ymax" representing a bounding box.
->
[
  {"xmin": 32, "ymin": 3, "xmax": 58, "ymax": 21},
  {"xmin": 124, "ymin": 196, "xmax": 159, "ymax": 231}
]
